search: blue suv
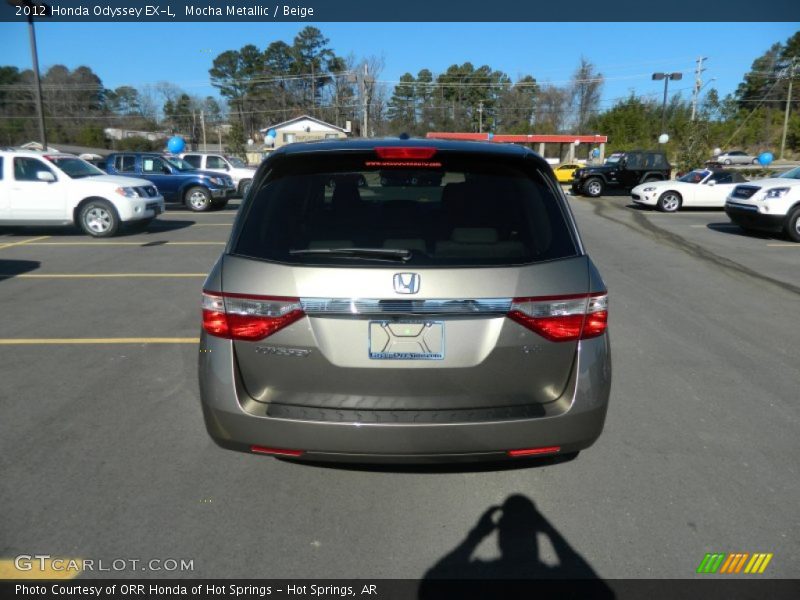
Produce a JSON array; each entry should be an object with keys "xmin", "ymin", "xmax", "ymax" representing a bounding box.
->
[{"xmin": 104, "ymin": 153, "xmax": 236, "ymax": 211}]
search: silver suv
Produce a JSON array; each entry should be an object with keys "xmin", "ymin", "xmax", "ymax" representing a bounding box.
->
[{"xmin": 198, "ymin": 139, "xmax": 611, "ymax": 463}]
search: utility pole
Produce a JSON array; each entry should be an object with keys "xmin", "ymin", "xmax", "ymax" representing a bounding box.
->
[
  {"xmin": 311, "ymin": 61, "xmax": 315, "ymax": 116},
  {"xmin": 478, "ymin": 101, "xmax": 484, "ymax": 133},
  {"xmin": 200, "ymin": 109, "xmax": 207, "ymax": 151},
  {"xmin": 691, "ymin": 57, "xmax": 707, "ymax": 122},
  {"xmin": 780, "ymin": 57, "xmax": 798, "ymax": 161}
]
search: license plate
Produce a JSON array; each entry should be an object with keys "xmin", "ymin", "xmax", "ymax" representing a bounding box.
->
[{"xmin": 368, "ymin": 321, "xmax": 444, "ymax": 360}]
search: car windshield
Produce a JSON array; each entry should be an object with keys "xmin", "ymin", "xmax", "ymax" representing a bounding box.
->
[
  {"xmin": 45, "ymin": 156, "xmax": 105, "ymax": 179},
  {"xmin": 778, "ymin": 166, "xmax": 800, "ymax": 179},
  {"xmin": 227, "ymin": 156, "xmax": 247, "ymax": 168},
  {"xmin": 234, "ymin": 151, "xmax": 579, "ymax": 268},
  {"xmin": 678, "ymin": 170, "xmax": 710, "ymax": 184},
  {"xmin": 165, "ymin": 157, "xmax": 196, "ymax": 171}
]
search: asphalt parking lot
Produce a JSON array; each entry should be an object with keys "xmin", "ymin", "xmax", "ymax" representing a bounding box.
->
[{"xmin": 0, "ymin": 195, "xmax": 798, "ymax": 580}]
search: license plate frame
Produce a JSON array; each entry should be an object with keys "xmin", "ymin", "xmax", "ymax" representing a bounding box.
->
[{"xmin": 368, "ymin": 320, "xmax": 444, "ymax": 360}]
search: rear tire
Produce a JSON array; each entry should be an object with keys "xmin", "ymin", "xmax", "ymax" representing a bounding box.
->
[
  {"xmin": 785, "ymin": 208, "xmax": 800, "ymax": 243},
  {"xmin": 723, "ymin": 159, "xmax": 732, "ymax": 165},
  {"xmin": 643, "ymin": 176, "xmax": 660, "ymax": 183},
  {"xmin": 583, "ymin": 177, "xmax": 604, "ymax": 197},
  {"xmin": 79, "ymin": 199, "xmax": 120, "ymax": 238},
  {"xmin": 657, "ymin": 191, "xmax": 682, "ymax": 213},
  {"xmin": 185, "ymin": 186, "xmax": 212, "ymax": 212}
]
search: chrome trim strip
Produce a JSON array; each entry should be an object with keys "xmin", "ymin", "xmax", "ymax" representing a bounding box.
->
[
  {"xmin": 725, "ymin": 201, "xmax": 759, "ymax": 212},
  {"xmin": 300, "ymin": 298, "xmax": 513, "ymax": 316}
]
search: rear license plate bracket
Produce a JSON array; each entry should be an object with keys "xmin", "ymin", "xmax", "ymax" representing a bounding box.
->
[{"xmin": 368, "ymin": 320, "xmax": 444, "ymax": 360}]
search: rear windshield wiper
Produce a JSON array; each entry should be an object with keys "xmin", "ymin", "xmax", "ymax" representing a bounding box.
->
[{"xmin": 289, "ymin": 247, "xmax": 412, "ymax": 262}]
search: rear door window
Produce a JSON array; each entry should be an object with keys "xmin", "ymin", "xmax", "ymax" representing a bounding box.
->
[
  {"xmin": 233, "ymin": 152, "xmax": 579, "ymax": 267},
  {"xmin": 115, "ymin": 155, "xmax": 136, "ymax": 173},
  {"xmin": 183, "ymin": 155, "xmax": 202, "ymax": 168}
]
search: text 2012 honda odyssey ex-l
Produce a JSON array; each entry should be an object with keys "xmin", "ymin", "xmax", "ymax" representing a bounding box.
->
[{"xmin": 199, "ymin": 139, "xmax": 611, "ymax": 463}]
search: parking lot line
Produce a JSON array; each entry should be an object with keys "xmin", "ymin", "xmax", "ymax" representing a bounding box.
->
[
  {"xmin": 0, "ymin": 235, "xmax": 51, "ymax": 250},
  {"xmin": 766, "ymin": 243, "xmax": 800, "ymax": 247},
  {"xmin": 0, "ymin": 273, "xmax": 207, "ymax": 279},
  {"xmin": 690, "ymin": 224, "xmax": 738, "ymax": 228},
  {"xmin": 21, "ymin": 241, "xmax": 226, "ymax": 246},
  {"xmin": 0, "ymin": 338, "xmax": 199, "ymax": 345}
]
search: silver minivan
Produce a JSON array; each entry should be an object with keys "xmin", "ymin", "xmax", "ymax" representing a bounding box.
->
[{"xmin": 199, "ymin": 139, "xmax": 611, "ymax": 463}]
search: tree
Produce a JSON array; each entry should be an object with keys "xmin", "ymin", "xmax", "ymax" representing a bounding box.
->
[
  {"xmin": 570, "ymin": 58, "xmax": 603, "ymax": 132},
  {"xmin": 387, "ymin": 73, "xmax": 417, "ymax": 133},
  {"xmin": 535, "ymin": 85, "xmax": 570, "ymax": 134}
]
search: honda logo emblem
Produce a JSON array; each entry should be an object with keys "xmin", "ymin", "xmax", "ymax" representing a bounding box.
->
[{"xmin": 393, "ymin": 273, "xmax": 420, "ymax": 294}]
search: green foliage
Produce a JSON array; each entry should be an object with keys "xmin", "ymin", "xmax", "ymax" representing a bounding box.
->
[
  {"xmin": 226, "ymin": 121, "xmax": 247, "ymax": 159},
  {"xmin": 76, "ymin": 125, "xmax": 107, "ymax": 148}
]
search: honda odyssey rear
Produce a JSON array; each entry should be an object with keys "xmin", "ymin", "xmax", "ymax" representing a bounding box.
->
[{"xmin": 198, "ymin": 139, "xmax": 611, "ymax": 463}]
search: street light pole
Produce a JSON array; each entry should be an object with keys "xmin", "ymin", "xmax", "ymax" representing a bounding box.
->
[
  {"xmin": 8, "ymin": 1, "xmax": 49, "ymax": 151},
  {"xmin": 652, "ymin": 72, "xmax": 683, "ymax": 139}
]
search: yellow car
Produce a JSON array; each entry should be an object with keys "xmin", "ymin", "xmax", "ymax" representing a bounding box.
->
[{"xmin": 554, "ymin": 163, "xmax": 582, "ymax": 183}]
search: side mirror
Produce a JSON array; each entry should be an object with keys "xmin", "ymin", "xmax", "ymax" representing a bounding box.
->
[
  {"xmin": 162, "ymin": 166, "xmax": 171, "ymax": 174},
  {"xmin": 707, "ymin": 180, "xmax": 717, "ymax": 186},
  {"xmin": 36, "ymin": 171, "xmax": 55, "ymax": 182}
]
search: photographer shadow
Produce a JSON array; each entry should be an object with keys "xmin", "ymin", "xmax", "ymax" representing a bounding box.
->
[{"xmin": 420, "ymin": 495, "xmax": 614, "ymax": 597}]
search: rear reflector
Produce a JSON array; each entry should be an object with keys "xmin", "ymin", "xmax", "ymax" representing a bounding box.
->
[
  {"xmin": 507, "ymin": 446, "xmax": 561, "ymax": 457},
  {"xmin": 375, "ymin": 147, "xmax": 437, "ymax": 160},
  {"xmin": 202, "ymin": 291, "xmax": 305, "ymax": 341},
  {"xmin": 250, "ymin": 445, "xmax": 304, "ymax": 457},
  {"xmin": 508, "ymin": 292, "xmax": 608, "ymax": 342}
]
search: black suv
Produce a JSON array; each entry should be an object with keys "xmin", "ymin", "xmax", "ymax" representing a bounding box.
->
[{"xmin": 571, "ymin": 150, "xmax": 671, "ymax": 197}]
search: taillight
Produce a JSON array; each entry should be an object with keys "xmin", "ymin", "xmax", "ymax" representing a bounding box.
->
[
  {"xmin": 202, "ymin": 291, "xmax": 304, "ymax": 341},
  {"xmin": 507, "ymin": 446, "xmax": 561, "ymax": 457},
  {"xmin": 508, "ymin": 292, "xmax": 608, "ymax": 342},
  {"xmin": 250, "ymin": 445, "xmax": 304, "ymax": 457},
  {"xmin": 375, "ymin": 147, "xmax": 437, "ymax": 159}
]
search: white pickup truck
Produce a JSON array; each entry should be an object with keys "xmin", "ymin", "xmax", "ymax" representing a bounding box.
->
[
  {"xmin": 180, "ymin": 152, "xmax": 256, "ymax": 197},
  {"xmin": 0, "ymin": 150, "xmax": 165, "ymax": 237}
]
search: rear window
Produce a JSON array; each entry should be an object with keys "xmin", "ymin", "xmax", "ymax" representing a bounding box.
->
[{"xmin": 233, "ymin": 152, "xmax": 579, "ymax": 267}]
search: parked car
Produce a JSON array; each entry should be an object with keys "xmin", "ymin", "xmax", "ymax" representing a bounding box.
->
[
  {"xmin": 104, "ymin": 153, "xmax": 235, "ymax": 212},
  {"xmin": 198, "ymin": 139, "xmax": 611, "ymax": 463},
  {"xmin": 0, "ymin": 151, "xmax": 164, "ymax": 237},
  {"xmin": 571, "ymin": 150, "xmax": 671, "ymax": 197},
  {"xmin": 553, "ymin": 163, "xmax": 582, "ymax": 183},
  {"xmin": 631, "ymin": 169, "xmax": 748, "ymax": 212},
  {"xmin": 180, "ymin": 152, "xmax": 256, "ymax": 197},
  {"xmin": 725, "ymin": 176, "xmax": 800, "ymax": 242},
  {"xmin": 714, "ymin": 150, "xmax": 759, "ymax": 165}
]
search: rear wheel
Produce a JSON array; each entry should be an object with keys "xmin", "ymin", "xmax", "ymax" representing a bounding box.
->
[
  {"xmin": 785, "ymin": 208, "xmax": 800, "ymax": 243},
  {"xmin": 657, "ymin": 191, "xmax": 682, "ymax": 213},
  {"xmin": 185, "ymin": 187, "xmax": 212, "ymax": 212},
  {"xmin": 752, "ymin": 158, "xmax": 759, "ymax": 165},
  {"xmin": 583, "ymin": 177, "xmax": 604, "ymax": 197},
  {"xmin": 723, "ymin": 158, "xmax": 732, "ymax": 165},
  {"xmin": 79, "ymin": 199, "xmax": 120, "ymax": 237}
]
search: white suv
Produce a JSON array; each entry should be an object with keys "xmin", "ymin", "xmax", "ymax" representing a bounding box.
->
[
  {"xmin": 0, "ymin": 151, "xmax": 165, "ymax": 237},
  {"xmin": 724, "ymin": 166, "xmax": 800, "ymax": 242},
  {"xmin": 180, "ymin": 153, "xmax": 256, "ymax": 197}
]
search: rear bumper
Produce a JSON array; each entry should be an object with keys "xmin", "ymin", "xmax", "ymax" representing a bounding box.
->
[
  {"xmin": 211, "ymin": 186, "xmax": 236, "ymax": 200},
  {"xmin": 725, "ymin": 202, "xmax": 785, "ymax": 232},
  {"xmin": 198, "ymin": 333, "xmax": 611, "ymax": 463}
]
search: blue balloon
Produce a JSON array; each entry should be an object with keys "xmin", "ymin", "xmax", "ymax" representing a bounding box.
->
[
  {"xmin": 592, "ymin": 148, "xmax": 600, "ymax": 158},
  {"xmin": 167, "ymin": 136, "xmax": 185, "ymax": 154},
  {"xmin": 758, "ymin": 152, "xmax": 773, "ymax": 166},
  {"xmin": 266, "ymin": 129, "xmax": 277, "ymax": 138}
]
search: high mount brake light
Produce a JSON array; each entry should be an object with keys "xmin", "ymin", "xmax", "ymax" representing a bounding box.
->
[
  {"xmin": 202, "ymin": 291, "xmax": 305, "ymax": 341},
  {"xmin": 374, "ymin": 147, "xmax": 438, "ymax": 160},
  {"xmin": 508, "ymin": 292, "xmax": 608, "ymax": 342}
]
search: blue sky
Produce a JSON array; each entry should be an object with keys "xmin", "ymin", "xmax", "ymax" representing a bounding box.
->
[{"xmin": 1, "ymin": 22, "xmax": 798, "ymax": 118}]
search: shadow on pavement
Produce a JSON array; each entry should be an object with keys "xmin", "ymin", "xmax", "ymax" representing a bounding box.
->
[
  {"xmin": 0, "ymin": 259, "xmax": 41, "ymax": 279},
  {"xmin": 419, "ymin": 495, "xmax": 615, "ymax": 597},
  {"xmin": 706, "ymin": 222, "xmax": 781, "ymax": 240},
  {"xmin": 286, "ymin": 452, "xmax": 580, "ymax": 474}
]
